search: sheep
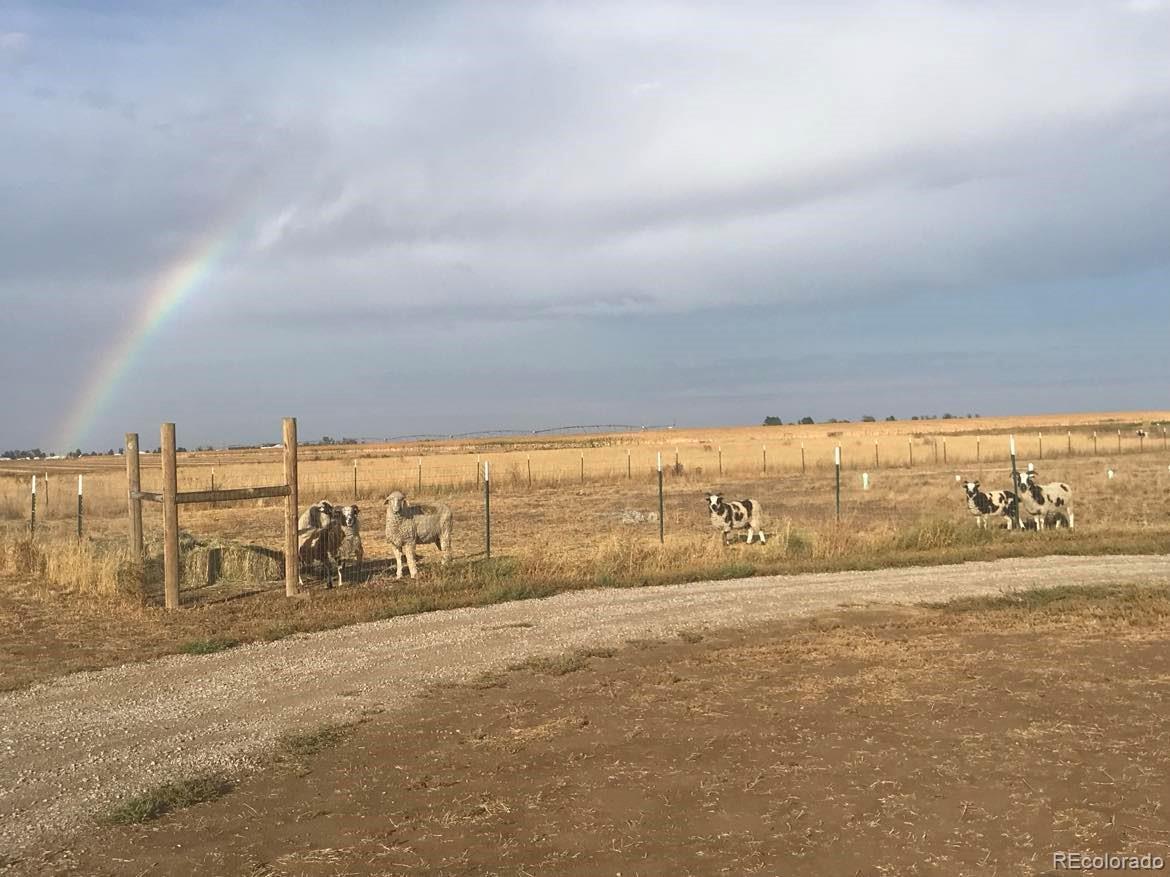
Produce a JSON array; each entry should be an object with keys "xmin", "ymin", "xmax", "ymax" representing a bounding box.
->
[
  {"xmin": 297, "ymin": 500, "xmax": 344, "ymax": 588},
  {"xmin": 1017, "ymin": 470, "xmax": 1074, "ymax": 529},
  {"xmin": 706, "ymin": 493, "xmax": 766, "ymax": 544},
  {"xmin": 383, "ymin": 490, "xmax": 452, "ymax": 578},
  {"xmin": 336, "ymin": 504, "xmax": 364, "ymax": 583},
  {"xmin": 960, "ymin": 480, "xmax": 1018, "ymax": 528}
]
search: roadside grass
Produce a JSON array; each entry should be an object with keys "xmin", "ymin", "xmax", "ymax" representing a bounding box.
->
[
  {"xmin": 105, "ymin": 775, "xmax": 232, "ymax": 825},
  {"xmin": 929, "ymin": 582, "xmax": 1170, "ymax": 627},
  {"xmin": 509, "ymin": 646, "xmax": 617, "ymax": 676},
  {"xmin": 275, "ymin": 723, "xmax": 356, "ymax": 764}
]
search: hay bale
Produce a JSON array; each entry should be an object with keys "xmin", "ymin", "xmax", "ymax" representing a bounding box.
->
[{"xmin": 173, "ymin": 536, "xmax": 282, "ymax": 587}]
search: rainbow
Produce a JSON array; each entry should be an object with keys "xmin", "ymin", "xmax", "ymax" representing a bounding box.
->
[{"xmin": 56, "ymin": 227, "xmax": 239, "ymax": 452}]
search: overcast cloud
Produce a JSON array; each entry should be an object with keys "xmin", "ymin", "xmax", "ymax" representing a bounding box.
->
[{"xmin": 1, "ymin": 1, "xmax": 1168, "ymax": 450}]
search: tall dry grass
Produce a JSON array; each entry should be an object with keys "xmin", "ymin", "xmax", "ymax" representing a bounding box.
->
[{"xmin": 0, "ymin": 533, "xmax": 142, "ymax": 598}]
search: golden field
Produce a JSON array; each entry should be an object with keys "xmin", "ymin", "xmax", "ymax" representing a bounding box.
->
[
  {"xmin": 2, "ymin": 409, "xmax": 1166, "ymax": 523},
  {"xmin": 1, "ymin": 409, "xmax": 1169, "ymax": 690}
]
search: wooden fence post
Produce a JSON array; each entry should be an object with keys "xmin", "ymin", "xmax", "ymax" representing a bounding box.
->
[
  {"xmin": 1093, "ymin": 431, "xmax": 1098, "ymax": 455},
  {"xmin": 800, "ymin": 442, "xmax": 806, "ymax": 474},
  {"xmin": 762, "ymin": 444, "xmax": 767, "ymax": 474},
  {"xmin": 718, "ymin": 447, "xmax": 722, "ymax": 476},
  {"xmin": 1067, "ymin": 431, "xmax": 1072, "ymax": 456},
  {"xmin": 283, "ymin": 417, "xmax": 299, "ymax": 598},
  {"xmin": 942, "ymin": 437, "xmax": 947, "ymax": 464},
  {"xmin": 418, "ymin": 457, "xmax": 423, "ymax": 493},
  {"xmin": 528, "ymin": 455, "xmax": 533, "ymax": 488},
  {"xmin": 874, "ymin": 441, "xmax": 879, "ymax": 468},
  {"xmin": 1038, "ymin": 432, "xmax": 1043, "ymax": 461},
  {"xmin": 580, "ymin": 453, "xmax": 584, "ymax": 484},
  {"xmin": 627, "ymin": 449, "xmax": 631, "ymax": 480},
  {"xmin": 907, "ymin": 438, "xmax": 913, "ymax": 468},
  {"xmin": 125, "ymin": 432, "xmax": 143, "ymax": 558},
  {"xmin": 162, "ymin": 422, "xmax": 180, "ymax": 609}
]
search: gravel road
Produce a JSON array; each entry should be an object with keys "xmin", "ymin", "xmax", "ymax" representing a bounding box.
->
[{"xmin": 3, "ymin": 554, "xmax": 1169, "ymax": 861}]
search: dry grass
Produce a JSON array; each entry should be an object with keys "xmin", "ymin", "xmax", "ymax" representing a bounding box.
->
[
  {"xmin": 105, "ymin": 775, "xmax": 233, "ymax": 825},
  {"xmin": 2, "ymin": 410, "xmax": 1166, "ymax": 518}
]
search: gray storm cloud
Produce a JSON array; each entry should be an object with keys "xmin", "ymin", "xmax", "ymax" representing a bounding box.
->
[{"xmin": 1, "ymin": 1, "xmax": 1168, "ymax": 447}]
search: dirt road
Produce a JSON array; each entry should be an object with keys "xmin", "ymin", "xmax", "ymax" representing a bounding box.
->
[{"xmin": 3, "ymin": 554, "xmax": 1169, "ymax": 861}]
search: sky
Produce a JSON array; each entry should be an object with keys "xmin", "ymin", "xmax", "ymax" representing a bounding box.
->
[{"xmin": 1, "ymin": 1, "xmax": 1168, "ymax": 452}]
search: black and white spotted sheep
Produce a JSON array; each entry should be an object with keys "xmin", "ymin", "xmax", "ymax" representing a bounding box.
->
[
  {"xmin": 706, "ymin": 493, "xmax": 766, "ymax": 544},
  {"xmin": 960, "ymin": 480, "xmax": 1018, "ymax": 529},
  {"xmin": 1018, "ymin": 470, "xmax": 1074, "ymax": 530}
]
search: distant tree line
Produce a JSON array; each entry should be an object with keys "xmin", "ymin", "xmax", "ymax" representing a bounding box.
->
[
  {"xmin": 2, "ymin": 448, "xmax": 49, "ymax": 459},
  {"xmin": 764, "ymin": 413, "xmax": 981, "ymax": 426}
]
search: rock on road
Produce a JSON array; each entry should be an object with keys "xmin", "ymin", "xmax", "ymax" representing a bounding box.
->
[{"xmin": 3, "ymin": 554, "xmax": 1169, "ymax": 860}]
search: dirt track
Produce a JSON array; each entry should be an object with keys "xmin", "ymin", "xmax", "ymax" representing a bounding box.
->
[{"xmin": 3, "ymin": 554, "xmax": 1169, "ymax": 861}]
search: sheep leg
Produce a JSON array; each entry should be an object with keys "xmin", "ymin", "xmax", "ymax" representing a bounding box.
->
[
  {"xmin": 1068, "ymin": 511, "xmax": 1075, "ymax": 529},
  {"xmin": 405, "ymin": 543, "xmax": 419, "ymax": 578},
  {"xmin": 391, "ymin": 545, "xmax": 404, "ymax": 579},
  {"xmin": 758, "ymin": 530, "xmax": 766, "ymax": 544},
  {"xmin": 745, "ymin": 529, "xmax": 754, "ymax": 544}
]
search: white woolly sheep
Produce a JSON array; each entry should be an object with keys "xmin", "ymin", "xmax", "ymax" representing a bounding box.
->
[
  {"xmin": 961, "ymin": 480, "xmax": 1018, "ymax": 529},
  {"xmin": 1017, "ymin": 470, "xmax": 1074, "ymax": 529},
  {"xmin": 706, "ymin": 493, "xmax": 766, "ymax": 544},
  {"xmin": 337, "ymin": 504, "xmax": 364, "ymax": 582},
  {"xmin": 384, "ymin": 490, "xmax": 452, "ymax": 578},
  {"xmin": 297, "ymin": 499, "xmax": 344, "ymax": 588}
]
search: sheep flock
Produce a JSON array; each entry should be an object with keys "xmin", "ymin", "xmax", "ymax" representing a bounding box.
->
[{"xmin": 294, "ymin": 464, "xmax": 1079, "ymax": 586}]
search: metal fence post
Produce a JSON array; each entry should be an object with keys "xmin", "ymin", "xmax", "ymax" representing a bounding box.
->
[
  {"xmin": 30, "ymin": 475, "xmax": 36, "ymax": 537},
  {"xmin": 353, "ymin": 459, "xmax": 358, "ymax": 501},
  {"xmin": 76, "ymin": 474, "xmax": 84, "ymax": 539},
  {"xmin": 874, "ymin": 441, "xmax": 879, "ymax": 468},
  {"xmin": 1067, "ymin": 430, "xmax": 1072, "ymax": 456},
  {"xmin": 657, "ymin": 452, "xmax": 664, "ymax": 544},
  {"xmin": 800, "ymin": 442, "xmax": 806, "ymax": 474},
  {"xmin": 1093, "ymin": 431, "xmax": 1098, "ymax": 455},
  {"xmin": 942, "ymin": 437, "xmax": 947, "ymax": 464},
  {"xmin": 762, "ymin": 444, "xmax": 767, "ymax": 474},
  {"xmin": 1038, "ymin": 431, "xmax": 1043, "ymax": 461},
  {"xmin": 834, "ymin": 446, "xmax": 841, "ymax": 522},
  {"xmin": 907, "ymin": 438, "xmax": 913, "ymax": 468},
  {"xmin": 1010, "ymin": 435, "xmax": 1022, "ymax": 530},
  {"xmin": 484, "ymin": 461, "xmax": 491, "ymax": 559},
  {"xmin": 718, "ymin": 446, "xmax": 723, "ymax": 476}
]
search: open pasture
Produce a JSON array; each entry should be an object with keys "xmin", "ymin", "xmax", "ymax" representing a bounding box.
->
[{"xmin": 1, "ymin": 409, "xmax": 1165, "ymax": 524}]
